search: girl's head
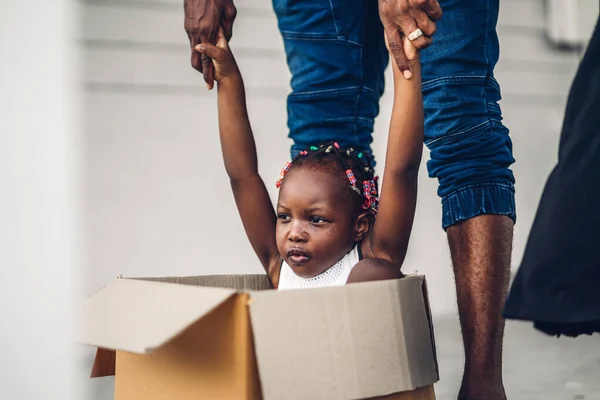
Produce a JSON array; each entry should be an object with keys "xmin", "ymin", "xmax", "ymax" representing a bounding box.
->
[{"xmin": 275, "ymin": 143, "xmax": 380, "ymax": 278}]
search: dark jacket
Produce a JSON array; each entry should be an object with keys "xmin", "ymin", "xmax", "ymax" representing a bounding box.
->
[{"xmin": 503, "ymin": 17, "xmax": 600, "ymax": 337}]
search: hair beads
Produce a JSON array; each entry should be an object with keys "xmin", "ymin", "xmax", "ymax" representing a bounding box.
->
[
  {"xmin": 363, "ymin": 181, "xmax": 371, "ymax": 199},
  {"xmin": 361, "ymin": 178, "xmax": 379, "ymax": 213},
  {"xmin": 275, "ymin": 142, "xmax": 380, "ymax": 215},
  {"xmin": 346, "ymin": 169, "xmax": 361, "ymax": 194},
  {"xmin": 346, "ymin": 170, "xmax": 357, "ymax": 186},
  {"xmin": 275, "ymin": 161, "xmax": 292, "ymax": 189}
]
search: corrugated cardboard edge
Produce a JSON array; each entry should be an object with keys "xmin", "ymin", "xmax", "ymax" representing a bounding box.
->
[
  {"xmin": 135, "ymin": 274, "xmax": 273, "ymax": 291},
  {"xmin": 420, "ymin": 278, "xmax": 439, "ymax": 380}
]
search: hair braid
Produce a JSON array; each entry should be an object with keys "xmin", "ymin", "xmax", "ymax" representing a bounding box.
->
[{"xmin": 275, "ymin": 142, "xmax": 380, "ymax": 215}]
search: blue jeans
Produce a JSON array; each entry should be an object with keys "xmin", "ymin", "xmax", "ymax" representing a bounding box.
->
[{"xmin": 272, "ymin": 0, "xmax": 516, "ymax": 230}]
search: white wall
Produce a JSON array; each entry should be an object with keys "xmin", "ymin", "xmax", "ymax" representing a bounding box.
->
[
  {"xmin": 0, "ymin": 1, "xmax": 82, "ymax": 399},
  {"xmin": 80, "ymin": 0, "xmax": 583, "ymax": 316}
]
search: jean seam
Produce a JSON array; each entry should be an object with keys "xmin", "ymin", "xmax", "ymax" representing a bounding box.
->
[
  {"xmin": 441, "ymin": 183, "xmax": 516, "ymax": 229},
  {"xmin": 290, "ymin": 86, "xmax": 381, "ymax": 103},
  {"xmin": 483, "ymin": 0, "xmax": 492, "ymax": 135},
  {"xmin": 280, "ymin": 30, "xmax": 336, "ymax": 38},
  {"xmin": 362, "ymin": 86, "xmax": 377, "ymax": 96},
  {"xmin": 327, "ymin": 0, "xmax": 341, "ymax": 37},
  {"xmin": 442, "ymin": 210, "xmax": 515, "ymax": 230},
  {"xmin": 290, "ymin": 86, "xmax": 361, "ymax": 100},
  {"xmin": 487, "ymin": 76, "xmax": 501, "ymax": 91},
  {"xmin": 353, "ymin": 41, "xmax": 364, "ymax": 145},
  {"xmin": 484, "ymin": 0, "xmax": 491, "ymax": 75},
  {"xmin": 425, "ymin": 120, "xmax": 490, "ymax": 147},
  {"xmin": 280, "ymin": 30, "xmax": 362, "ymax": 46},
  {"xmin": 422, "ymin": 75, "xmax": 487, "ymax": 89},
  {"xmin": 442, "ymin": 182, "xmax": 515, "ymax": 202}
]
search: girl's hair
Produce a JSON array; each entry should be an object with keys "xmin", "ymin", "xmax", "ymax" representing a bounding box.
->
[{"xmin": 275, "ymin": 142, "xmax": 380, "ymax": 215}]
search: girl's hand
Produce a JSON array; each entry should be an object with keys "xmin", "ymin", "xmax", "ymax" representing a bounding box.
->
[
  {"xmin": 194, "ymin": 29, "xmax": 239, "ymax": 86},
  {"xmin": 385, "ymin": 34, "xmax": 419, "ymax": 72}
]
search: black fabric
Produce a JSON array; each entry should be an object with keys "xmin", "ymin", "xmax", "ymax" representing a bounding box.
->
[{"xmin": 503, "ymin": 17, "xmax": 600, "ymax": 337}]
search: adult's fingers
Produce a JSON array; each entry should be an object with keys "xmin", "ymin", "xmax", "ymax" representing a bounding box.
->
[
  {"xmin": 222, "ymin": 4, "xmax": 237, "ymax": 40},
  {"xmin": 408, "ymin": 34, "xmax": 432, "ymax": 54},
  {"xmin": 189, "ymin": 35, "xmax": 204, "ymax": 73},
  {"xmin": 422, "ymin": 0, "xmax": 443, "ymax": 21},
  {"xmin": 385, "ymin": 27, "xmax": 413, "ymax": 79},
  {"xmin": 397, "ymin": 17, "xmax": 430, "ymax": 50},
  {"xmin": 412, "ymin": 8, "xmax": 437, "ymax": 38}
]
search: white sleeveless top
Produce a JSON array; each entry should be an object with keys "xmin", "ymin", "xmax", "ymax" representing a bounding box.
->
[{"xmin": 278, "ymin": 246, "xmax": 361, "ymax": 290}]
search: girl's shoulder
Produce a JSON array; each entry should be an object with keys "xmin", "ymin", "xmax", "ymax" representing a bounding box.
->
[
  {"xmin": 349, "ymin": 241, "xmax": 403, "ymax": 284},
  {"xmin": 347, "ymin": 257, "xmax": 403, "ymax": 284}
]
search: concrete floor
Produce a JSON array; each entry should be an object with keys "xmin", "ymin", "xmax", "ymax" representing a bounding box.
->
[
  {"xmin": 435, "ymin": 318, "xmax": 600, "ymax": 400},
  {"xmin": 79, "ymin": 317, "xmax": 600, "ymax": 400}
]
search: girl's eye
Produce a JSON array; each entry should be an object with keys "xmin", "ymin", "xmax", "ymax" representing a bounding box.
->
[
  {"xmin": 309, "ymin": 216, "xmax": 328, "ymax": 224},
  {"xmin": 277, "ymin": 214, "xmax": 290, "ymax": 221}
]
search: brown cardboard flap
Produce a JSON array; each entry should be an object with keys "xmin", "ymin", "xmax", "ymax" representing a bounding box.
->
[
  {"xmin": 77, "ymin": 278, "xmax": 235, "ymax": 354},
  {"xmin": 248, "ymin": 276, "xmax": 437, "ymax": 400},
  {"xmin": 136, "ymin": 274, "xmax": 273, "ymax": 291},
  {"xmin": 90, "ymin": 348, "xmax": 116, "ymax": 378},
  {"xmin": 113, "ymin": 294, "xmax": 262, "ymax": 400}
]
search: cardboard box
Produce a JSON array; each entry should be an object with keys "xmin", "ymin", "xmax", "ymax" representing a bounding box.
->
[{"xmin": 78, "ymin": 274, "xmax": 439, "ymax": 400}]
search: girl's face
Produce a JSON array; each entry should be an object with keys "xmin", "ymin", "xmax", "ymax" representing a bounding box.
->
[{"xmin": 276, "ymin": 167, "xmax": 362, "ymax": 278}]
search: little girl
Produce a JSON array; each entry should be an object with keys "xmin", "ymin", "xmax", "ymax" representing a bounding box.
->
[{"xmin": 196, "ymin": 31, "xmax": 423, "ymax": 289}]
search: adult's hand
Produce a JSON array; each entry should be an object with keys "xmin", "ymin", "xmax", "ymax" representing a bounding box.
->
[
  {"xmin": 184, "ymin": 0, "xmax": 237, "ymax": 89},
  {"xmin": 378, "ymin": 0, "xmax": 442, "ymax": 79}
]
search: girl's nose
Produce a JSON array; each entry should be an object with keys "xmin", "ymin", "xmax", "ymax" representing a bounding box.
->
[{"xmin": 288, "ymin": 221, "xmax": 307, "ymax": 242}]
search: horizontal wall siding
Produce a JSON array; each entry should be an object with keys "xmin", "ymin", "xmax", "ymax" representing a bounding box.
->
[{"xmin": 80, "ymin": 0, "xmax": 580, "ymax": 103}]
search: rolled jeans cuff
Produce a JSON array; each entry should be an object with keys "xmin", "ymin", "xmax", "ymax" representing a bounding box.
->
[{"xmin": 441, "ymin": 183, "xmax": 516, "ymax": 230}]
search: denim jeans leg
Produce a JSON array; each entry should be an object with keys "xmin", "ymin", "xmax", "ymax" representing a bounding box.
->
[
  {"xmin": 272, "ymin": 0, "xmax": 388, "ymax": 164},
  {"xmin": 420, "ymin": 0, "xmax": 517, "ymax": 230}
]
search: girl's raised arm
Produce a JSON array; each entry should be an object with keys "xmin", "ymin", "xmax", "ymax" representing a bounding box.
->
[
  {"xmin": 198, "ymin": 37, "xmax": 280, "ymax": 277},
  {"xmin": 366, "ymin": 40, "xmax": 423, "ymax": 268}
]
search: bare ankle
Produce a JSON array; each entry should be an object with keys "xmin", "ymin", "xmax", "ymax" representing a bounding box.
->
[{"xmin": 458, "ymin": 380, "xmax": 507, "ymax": 400}]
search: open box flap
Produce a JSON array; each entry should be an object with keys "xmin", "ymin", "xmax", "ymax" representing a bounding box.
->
[
  {"xmin": 77, "ymin": 278, "xmax": 235, "ymax": 354},
  {"xmin": 248, "ymin": 276, "xmax": 437, "ymax": 400}
]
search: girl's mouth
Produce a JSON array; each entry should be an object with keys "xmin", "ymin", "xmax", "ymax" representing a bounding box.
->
[{"xmin": 287, "ymin": 248, "xmax": 310, "ymax": 265}]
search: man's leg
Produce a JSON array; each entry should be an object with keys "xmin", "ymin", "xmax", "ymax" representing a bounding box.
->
[
  {"xmin": 448, "ymin": 216, "xmax": 512, "ymax": 399},
  {"xmin": 271, "ymin": 0, "xmax": 388, "ymax": 160},
  {"xmin": 420, "ymin": 0, "xmax": 516, "ymax": 398}
]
